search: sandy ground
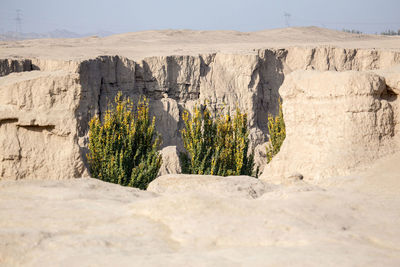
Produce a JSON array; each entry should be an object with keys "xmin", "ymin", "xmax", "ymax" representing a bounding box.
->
[
  {"xmin": 1, "ymin": 27, "xmax": 400, "ymax": 61},
  {"xmin": 1, "ymin": 152, "xmax": 399, "ymax": 266}
]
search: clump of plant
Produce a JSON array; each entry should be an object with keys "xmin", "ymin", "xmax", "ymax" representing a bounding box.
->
[
  {"xmin": 180, "ymin": 104, "xmax": 257, "ymax": 177},
  {"xmin": 266, "ymin": 100, "xmax": 286, "ymax": 163},
  {"xmin": 87, "ymin": 92, "xmax": 162, "ymax": 190}
]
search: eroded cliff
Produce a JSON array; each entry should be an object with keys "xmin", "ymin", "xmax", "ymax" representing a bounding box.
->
[{"xmin": 1, "ymin": 36, "xmax": 400, "ymax": 180}]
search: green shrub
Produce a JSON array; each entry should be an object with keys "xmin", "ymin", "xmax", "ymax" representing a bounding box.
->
[
  {"xmin": 180, "ymin": 104, "xmax": 257, "ymax": 177},
  {"xmin": 266, "ymin": 100, "xmax": 286, "ymax": 163},
  {"xmin": 87, "ymin": 92, "xmax": 162, "ymax": 190}
]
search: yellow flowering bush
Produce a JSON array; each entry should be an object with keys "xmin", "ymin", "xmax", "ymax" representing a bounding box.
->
[
  {"xmin": 266, "ymin": 100, "xmax": 286, "ymax": 163},
  {"xmin": 87, "ymin": 92, "xmax": 162, "ymax": 189},
  {"xmin": 180, "ymin": 104, "xmax": 257, "ymax": 177}
]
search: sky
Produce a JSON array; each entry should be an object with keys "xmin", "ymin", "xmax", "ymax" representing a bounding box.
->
[{"xmin": 0, "ymin": 0, "xmax": 399, "ymax": 35}]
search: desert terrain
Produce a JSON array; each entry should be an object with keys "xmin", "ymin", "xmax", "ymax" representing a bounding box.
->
[
  {"xmin": 1, "ymin": 27, "xmax": 400, "ymax": 266},
  {"xmin": 1, "ymin": 26, "xmax": 400, "ymax": 61}
]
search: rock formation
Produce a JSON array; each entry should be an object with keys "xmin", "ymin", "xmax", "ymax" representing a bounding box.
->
[
  {"xmin": 1, "ymin": 28, "xmax": 400, "ymax": 266},
  {"xmin": 1, "ymin": 153, "xmax": 400, "ymax": 265},
  {"xmin": 0, "ymin": 28, "xmax": 400, "ymax": 182},
  {"xmin": 260, "ymin": 70, "xmax": 399, "ymax": 182},
  {"xmin": 147, "ymin": 174, "xmax": 266, "ymax": 198},
  {"xmin": 158, "ymin": 146, "xmax": 181, "ymax": 176}
]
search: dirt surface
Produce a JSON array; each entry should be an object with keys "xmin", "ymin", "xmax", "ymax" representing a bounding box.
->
[{"xmin": 1, "ymin": 27, "xmax": 400, "ymax": 61}]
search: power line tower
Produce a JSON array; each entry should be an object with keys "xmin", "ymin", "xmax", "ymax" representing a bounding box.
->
[
  {"xmin": 15, "ymin": 9, "xmax": 22, "ymax": 34},
  {"xmin": 284, "ymin": 12, "xmax": 291, "ymax": 27}
]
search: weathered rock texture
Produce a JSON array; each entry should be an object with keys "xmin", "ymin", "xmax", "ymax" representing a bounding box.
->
[
  {"xmin": 158, "ymin": 146, "xmax": 181, "ymax": 176},
  {"xmin": 260, "ymin": 70, "xmax": 399, "ymax": 182},
  {"xmin": 148, "ymin": 174, "xmax": 265, "ymax": 199},
  {"xmin": 1, "ymin": 29, "xmax": 400, "ymax": 180},
  {"xmin": 0, "ymin": 59, "xmax": 33, "ymax": 76},
  {"xmin": 1, "ymin": 29, "xmax": 400, "ymax": 266},
  {"xmin": 1, "ymin": 152, "xmax": 400, "ymax": 266},
  {"xmin": 0, "ymin": 70, "xmax": 85, "ymax": 179}
]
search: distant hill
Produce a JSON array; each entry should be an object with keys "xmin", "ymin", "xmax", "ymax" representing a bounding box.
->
[{"xmin": 0, "ymin": 29, "xmax": 114, "ymax": 41}]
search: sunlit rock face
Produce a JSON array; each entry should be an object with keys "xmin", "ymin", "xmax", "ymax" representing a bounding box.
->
[
  {"xmin": 261, "ymin": 70, "xmax": 399, "ymax": 182},
  {"xmin": 1, "ymin": 29, "xmax": 400, "ymax": 180}
]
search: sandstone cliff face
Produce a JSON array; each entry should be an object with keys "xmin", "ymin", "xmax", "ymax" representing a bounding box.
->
[{"xmin": 0, "ymin": 47, "xmax": 400, "ymax": 180}]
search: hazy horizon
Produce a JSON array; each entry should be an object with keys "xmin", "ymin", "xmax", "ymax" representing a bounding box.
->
[{"xmin": 0, "ymin": 0, "xmax": 399, "ymax": 35}]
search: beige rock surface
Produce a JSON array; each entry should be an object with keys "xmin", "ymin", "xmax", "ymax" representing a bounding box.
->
[
  {"xmin": 260, "ymin": 70, "xmax": 399, "ymax": 182},
  {"xmin": 147, "ymin": 174, "xmax": 265, "ymax": 199},
  {"xmin": 0, "ymin": 70, "xmax": 85, "ymax": 179},
  {"xmin": 1, "ymin": 27, "xmax": 400, "ymax": 266},
  {"xmin": 158, "ymin": 146, "xmax": 181, "ymax": 176},
  {"xmin": 1, "ymin": 152, "xmax": 399, "ymax": 266},
  {"xmin": 0, "ymin": 27, "xmax": 400, "ymax": 181}
]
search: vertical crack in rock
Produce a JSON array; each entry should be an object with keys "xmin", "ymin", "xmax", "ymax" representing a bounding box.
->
[
  {"xmin": 1, "ymin": 47, "xmax": 400, "ymax": 180},
  {"xmin": 256, "ymin": 49, "xmax": 287, "ymax": 135},
  {"xmin": 98, "ymin": 77, "xmax": 104, "ymax": 119}
]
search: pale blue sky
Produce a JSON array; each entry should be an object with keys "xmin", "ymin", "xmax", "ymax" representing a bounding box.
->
[{"xmin": 0, "ymin": 0, "xmax": 399, "ymax": 34}]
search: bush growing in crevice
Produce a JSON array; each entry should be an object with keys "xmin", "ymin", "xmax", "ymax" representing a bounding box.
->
[
  {"xmin": 87, "ymin": 92, "xmax": 162, "ymax": 190},
  {"xmin": 266, "ymin": 100, "xmax": 286, "ymax": 163},
  {"xmin": 180, "ymin": 104, "xmax": 258, "ymax": 177}
]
